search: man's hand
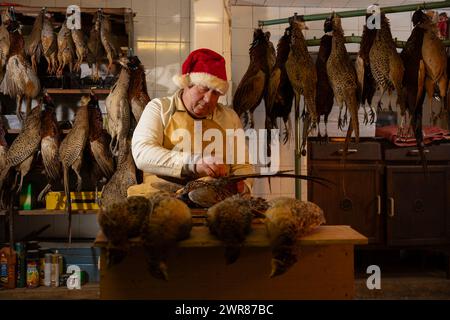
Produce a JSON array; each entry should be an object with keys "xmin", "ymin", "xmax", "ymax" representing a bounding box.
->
[{"xmin": 195, "ymin": 156, "xmax": 228, "ymax": 178}]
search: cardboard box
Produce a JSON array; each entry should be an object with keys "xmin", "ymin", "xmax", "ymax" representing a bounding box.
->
[{"xmin": 45, "ymin": 192, "xmax": 101, "ymax": 210}]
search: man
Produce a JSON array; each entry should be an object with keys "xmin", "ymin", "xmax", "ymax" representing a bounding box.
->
[{"xmin": 127, "ymin": 48, "xmax": 254, "ymax": 197}]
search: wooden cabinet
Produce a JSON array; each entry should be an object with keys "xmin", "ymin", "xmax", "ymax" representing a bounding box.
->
[
  {"xmin": 308, "ymin": 139, "xmax": 450, "ymax": 247},
  {"xmin": 386, "ymin": 165, "xmax": 450, "ymax": 246},
  {"xmin": 308, "ymin": 141, "xmax": 383, "ymax": 244}
]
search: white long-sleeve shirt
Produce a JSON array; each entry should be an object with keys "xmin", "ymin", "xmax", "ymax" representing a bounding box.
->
[{"xmin": 131, "ymin": 89, "xmax": 254, "ymax": 181}]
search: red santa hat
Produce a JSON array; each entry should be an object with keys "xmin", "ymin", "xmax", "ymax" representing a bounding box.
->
[{"xmin": 173, "ymin": 48, "xmax": 229, "ymax": 95}]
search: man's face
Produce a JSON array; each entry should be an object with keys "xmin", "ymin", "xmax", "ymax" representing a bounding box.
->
[{"xmin": 184, "ymin": 85, "xmax": 221, "ymax": 118}]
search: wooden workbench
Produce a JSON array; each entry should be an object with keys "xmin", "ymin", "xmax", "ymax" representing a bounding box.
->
[{"xmin": 94, "ymin": 225, "xmax": 367, "ymax": 300}]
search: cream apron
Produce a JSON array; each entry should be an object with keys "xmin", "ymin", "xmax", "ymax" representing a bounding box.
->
[{"xmin": 127, "ymin": 108, "xmax": 229, "ymax": 197}]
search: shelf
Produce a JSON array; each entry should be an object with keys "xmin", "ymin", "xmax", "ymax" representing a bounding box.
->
[
  {"xmin": 46, "ymin": 89, "xmax": 111, "ymax": 95},
  {"xmin": 7, "ymin": 128, "xmax": 76, "ymax": 134},
  {"xmin": 0, "ymin": 209, "xmax": 98, "ymax": 216},
  {"xmin": 0, "ymin": 283, "xmax": 99, "ymax": 300}
]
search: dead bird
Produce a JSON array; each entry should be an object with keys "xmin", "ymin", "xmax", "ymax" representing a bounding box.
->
[
  {"xmin": 127, "ymin": 56, "xmax": 150, "ymax": 123},
  {"xmin": 315, "ymin": 17, "xmax": 334, "ymax": 141},
  {"xmin": 0, "ymin": 19, "xmax": 40, "ymax": 122},
  {"xmin": 265, "ymin": 197, "xmax": 325, "ymax": 278},
  {"xmin": 285, "ymin": 15, "xmax": 318, "ymax": 156},
  {"xmin": 100, "ymin": 138, "xmax": 137, "ymax": 207},
  {"xmin": 207, "ymin": 195, "xmax": 266, "ymax": 264},
  {"xmin": 25, "ymin": 9, "xmax": 44, "ymax": 73},
  {"xmin": 267, "ymin": 27, "xmax": 294, "ymax": 145},
  {"xmin": 105, "ymin": 56, "xmax": 131, "ymax": 155},
  {"xmin": 356, "ymin": 14, "xmax": 377, "ymax": 125},
  {"xmin": 233, "ymin": 28, "xmax": 274, "ymax": 128},
  {"xmin": 41, "ymin": 11, "xmax": 58, "ymax": 75},
  {"xmin": 71, "ymin": 27, "xmax": 88, "ymax": 73},
  {"xmin": 0, "ymin": 104, "xmax": 42, "ymax": 194},
  {"xmin": 98, "ymin": 196, "xmax": 151, "ymax": 266},
  {"xmin": 88, "ymin": 93, "xmax": 114, "ymax": 181},
  {"xmin": 0, "ymin": 23, "xmax": 10, "ymax": 83},
  {"xmin": 0, "ymin": 119, "xmax": 8, "ymax": 209},
  {"xmin": 141, "ymin": 193, "xmax": 192, "ymax": 281},
  {"xmin": 59, "ymin": 95, "xmax": 91, "ymax": 242},
  {"xmin": 99, "ymin": 13, "xmax": 118, "ymax": 71},
  {"xmin": 38, "ymin": 93, "xmax": 62, "ymax": 202},
  {"xmin": 163, "ymin": 171, "xmax": 333, "ymax": 208},
  {"xmin": 56, "ymin": 18, "xmax": 75, "ymax": 77},
  {"xmin": 87, "ymin": 12, "xmax": 104, "ymax": 81}
]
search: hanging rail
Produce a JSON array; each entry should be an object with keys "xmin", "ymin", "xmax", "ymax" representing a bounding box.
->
[
  {"xmin": 258, "ymin": 0, "xmax": 450, "ymax": 27},
  {"xmin": 304, "ymin": 35, "xmax": 450, "ymax": 47}
]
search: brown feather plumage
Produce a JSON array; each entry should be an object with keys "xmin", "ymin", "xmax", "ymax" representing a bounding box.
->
[
  {"xmin": 233, "ymin": 28, "xmax": 274, "ymax": 128},
  {"xmin": 127, "ymin": 56, "xmax": 150, "ymax": 123}
]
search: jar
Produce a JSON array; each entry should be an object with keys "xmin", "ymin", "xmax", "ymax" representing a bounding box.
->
[{"xmin": 26, "ymin": 250, "xmax": 40, "ymax": 288}]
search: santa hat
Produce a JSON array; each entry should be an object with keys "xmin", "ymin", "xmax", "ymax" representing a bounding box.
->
[{"xmin": 173, "ymin": 48, "xmax": 229, "ymax": 94}]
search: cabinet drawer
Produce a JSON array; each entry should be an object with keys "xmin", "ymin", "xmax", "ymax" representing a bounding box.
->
[
  {"xmin": 310, "ymin": 142, "xmax": 382, "ymax": 161},
  {"xmin": 385, "ymin": 144, "xmax": 450, "ymax": 161}
]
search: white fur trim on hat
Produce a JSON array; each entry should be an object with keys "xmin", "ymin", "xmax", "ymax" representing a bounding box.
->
[{"xmin": 172, "ymin": 72, "xmax": 229, "ymax": 94}]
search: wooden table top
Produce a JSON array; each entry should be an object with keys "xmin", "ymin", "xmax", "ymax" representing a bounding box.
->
[{"xmin": 94, "ymin": 225, "xmax": 368, "ymax": 248}]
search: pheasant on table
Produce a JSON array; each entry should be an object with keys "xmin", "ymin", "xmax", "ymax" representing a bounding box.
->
[
  {"xmin": 105, "ymin": 56, "xmax": 131, "ymax": 155},
  {"xmin": 98, "ymin": 196, "xmax": 150, "ymax": 266},
  {"xmin": 267, "ymin": 27, "xmax": 294, "ymax": 145},
  {"xmin": 127, "ymin": 56, "xmax": 150, "ymax": 124},
  {"xmin": 38, "ymin": 93, "xmax": 62, "ymax": 202},
  {"xmin": 207, "ymin": 194, "xmax": 266, "ymax": 264},
  {"xmin": 285, "ymin": 15, "xmax": 318, "ymax": 156},
  {"xmin": 152, "ymin": 171, "xmax": 332, "ymax": 208},
  {"xmin": 59, "ymin": 95, "xmax": 91, "ymax": 242},
  {"xmin": 265, "ymin": 197, "xmax": 325, "ymax": 277},
  {"xmin": 56, "ymin": 19, "xmax": 75, "ymax": 77},
  {"xmin": 315, "ymin": 17, "xmax": 334, "ymax": 141},
  {"xmin": 141, "ymin": 193, "xmax": 192, "ymax": 281},
  {"xmin": 0, "ymin": 19, "xmax": 40, "ymax": 122},
  {"xmin": 233, "ymin": 28, "xmax": 275, "ymax": 128}
]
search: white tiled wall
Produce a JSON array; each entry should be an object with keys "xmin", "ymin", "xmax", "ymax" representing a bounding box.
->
[
  {"xmin": 231, "ymin": 4, "xmax": 450, "ymax": 200},
  {"xmin": 131, "ymin": 0, "xmax": 191, "ymax": 98}
]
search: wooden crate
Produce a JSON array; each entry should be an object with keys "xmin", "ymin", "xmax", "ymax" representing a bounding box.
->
[{"xmin": 94, "ymin": 225, "xmax": 367, "ymax": 300}]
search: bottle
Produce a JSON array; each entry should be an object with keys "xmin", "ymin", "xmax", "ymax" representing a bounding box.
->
[
  {"xmin": 39, "ymin": 248, "xmax": 50, "ymax": 286},
  {"xmin": 0, "ymin": 250, "xmax": 7, "ymax": 288},
  {"xmin": 44, "ymin": 254, "xmax": 52, "ymax": 287},
  {"xmin": 26, "ymin": 250, "xmax": 40, "ymax": 288},
  {"xmin": 0, "ymin": 245, "xmax": 16, "ymax": 289},
  {"xmin": 14, "ymin": 242, "xmax": 26, "ymax": 288},
  {"xmin": 51, "ymin": 252, "xmax": 60, "ymax": 287}
]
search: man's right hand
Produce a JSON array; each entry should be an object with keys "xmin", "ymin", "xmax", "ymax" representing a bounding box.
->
[{"xmin": 195, "ymin": 156, "xmax": 228, "ymax": 178}]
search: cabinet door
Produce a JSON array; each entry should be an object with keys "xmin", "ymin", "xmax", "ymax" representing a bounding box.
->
[
  {"xmin": 386, "ymin": 165, "xmax": 450, "ymax": 246},
  {"xmin": 308, "ymin": 163, "xmax": 383, "ymax": 244}
]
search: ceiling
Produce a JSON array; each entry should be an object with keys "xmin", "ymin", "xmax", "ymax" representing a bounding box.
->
[{"xmin": 230, "ymin": 0, "xmax": 447, "ymax": 8}]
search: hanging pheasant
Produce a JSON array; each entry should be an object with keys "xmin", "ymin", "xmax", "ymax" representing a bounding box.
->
[
  {"xmin": 285, "ymin": 15, "xmax": 317, "ymax": 156},
  {"xmin": 233, "ymin": 28, "xmax": 275, "ymax": 128}
]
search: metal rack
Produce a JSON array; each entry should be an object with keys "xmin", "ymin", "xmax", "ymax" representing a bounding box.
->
[{"xmin": 257, "ymin": 1, "xmax": 450, "ymax": 199}]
